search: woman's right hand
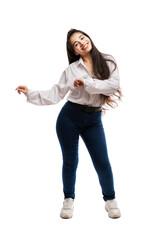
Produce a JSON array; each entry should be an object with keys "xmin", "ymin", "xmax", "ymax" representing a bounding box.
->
[{"xmin": 15, "ymin": 85, "xmax": 28, "ymax": 95}]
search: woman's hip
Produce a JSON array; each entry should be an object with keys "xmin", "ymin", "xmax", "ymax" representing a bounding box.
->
[{"xmin": 56, "ymin": 101, "xmax": 102, "ymax": 129}]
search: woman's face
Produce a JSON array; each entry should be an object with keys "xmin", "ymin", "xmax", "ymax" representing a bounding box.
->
[{"xmin": 70, "ymin": 32, "xmax": 92, "ymax": 57}]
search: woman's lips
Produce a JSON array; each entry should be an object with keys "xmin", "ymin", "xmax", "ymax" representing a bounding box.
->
[{"xmin": 82, "ymin": 43, "xmax": 88, "ymax": 50}]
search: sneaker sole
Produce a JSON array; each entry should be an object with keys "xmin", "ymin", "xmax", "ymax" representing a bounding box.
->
[
  {"xmin": 60, "ymin": 214, "xmax": 73, "ymax": 219},
  {"xmin": 108, "ymin": 214, "xmax": 121, "ymax": 219}
]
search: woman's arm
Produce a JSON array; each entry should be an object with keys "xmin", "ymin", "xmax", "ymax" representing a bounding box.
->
[
  {"xmin": 25, "ymin": 70, "xmax": 69, "ymax": 105},
  {"xmin": 83, "ymin": 56, "xmax": 120, "ymax": 96}
]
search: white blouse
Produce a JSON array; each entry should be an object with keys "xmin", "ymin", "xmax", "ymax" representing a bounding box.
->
[{"xmin": 26, "ymin": 54, "xmax": 120, "ymax": 107}]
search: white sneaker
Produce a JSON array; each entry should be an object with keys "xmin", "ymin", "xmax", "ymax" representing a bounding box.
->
[
  {"xmin": 60, "ymin": 198, "xmax": 74, "ymax": 219},
  {"xmin": 105, "ymin": 199, "xmax": 121, "ymax": 219}
]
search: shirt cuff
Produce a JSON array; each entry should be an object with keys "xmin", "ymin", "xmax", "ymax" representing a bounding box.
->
[
  {"xmin": 26, "ymin": 89, "xmax": 34, "ymax": 97},
  {"xmin": 83, "ymin": 75, "xmax": 94, "ymax": 86}
]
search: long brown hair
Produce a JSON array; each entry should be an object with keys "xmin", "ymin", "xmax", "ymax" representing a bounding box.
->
[{"xmin": 66, "ymin": 28, "xmax": 122, "ymax": 112}]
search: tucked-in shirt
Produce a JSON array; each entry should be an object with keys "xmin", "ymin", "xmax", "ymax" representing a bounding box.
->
[{"xmin": 26, "ymin": 53, "xmax": 120, "ymax": 107}]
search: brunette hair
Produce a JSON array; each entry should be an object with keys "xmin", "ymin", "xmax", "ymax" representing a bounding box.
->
[{"xmin": 66, "ymin": 28, "xmax": 122, "ymax": 111}]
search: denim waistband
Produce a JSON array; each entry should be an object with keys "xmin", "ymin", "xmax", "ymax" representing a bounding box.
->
[{"xmin": 68, "ymin": 101, "xmax": 102, "ymax": 113}]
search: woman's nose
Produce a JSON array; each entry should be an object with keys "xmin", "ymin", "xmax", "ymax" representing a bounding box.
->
[{"xmin": 81, "ymin": 42, "xmax": 85, "ymax": 47}]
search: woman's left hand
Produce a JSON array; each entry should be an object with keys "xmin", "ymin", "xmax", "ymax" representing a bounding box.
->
[{"xmin": 74, "ymin": 78, "xmax": 84, "ymax": 87}]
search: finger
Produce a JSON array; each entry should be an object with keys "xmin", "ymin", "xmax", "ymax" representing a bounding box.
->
[
  {"xmin": 17, "ymin": 86, "xmax": 26, "ymax": 91},
  {"xmin": 18, "ymin": 87, "xmax": 25, "ymax": 90},
  {"xmin": 20, "ymin": 90, "xmax": 26, "ymax": 94},
  {"xmin": 18, "ymin": 89, "xmax": 26, "ymax": 94},
  {"xmin": 15, "ymin": 87, "xmax": 21, "ymax": 90}
]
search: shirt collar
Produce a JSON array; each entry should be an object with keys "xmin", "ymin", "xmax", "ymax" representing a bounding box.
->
[
  {"xmin": 77, "ymin": 56, "xmax": 84, "ymax": 66},
  {"xmin": 77, "ymin": 56, "xmax": 95, "ymax": 77}
]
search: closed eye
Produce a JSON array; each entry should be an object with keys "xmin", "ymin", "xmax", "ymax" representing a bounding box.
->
[{"xmin": 74, "ymin": 37, "xmax": 85, "ymax": 47}]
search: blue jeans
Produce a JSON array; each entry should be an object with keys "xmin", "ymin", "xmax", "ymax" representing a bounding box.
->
[{"xmin": 56, "ymin": 101, "xmax": 115, "ymax": 202}]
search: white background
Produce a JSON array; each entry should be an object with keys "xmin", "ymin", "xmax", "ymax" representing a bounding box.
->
[{"xmin": 0, "ymin": 0, "xmax": 160, "ymax": 239}]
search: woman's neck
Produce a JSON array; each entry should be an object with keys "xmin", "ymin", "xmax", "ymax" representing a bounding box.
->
[{"xmin": 82, "ymin": 53, "xmax": 93, "ymax": 64}]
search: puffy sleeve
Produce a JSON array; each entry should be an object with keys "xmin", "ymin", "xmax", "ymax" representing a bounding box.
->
[
  {"xmin": 26, "ymin": 70, "xmax": 69, "ymax": 105},
  {"xmin": 83, "ymin": 55, "xmax": 120, "ymax": 96}
]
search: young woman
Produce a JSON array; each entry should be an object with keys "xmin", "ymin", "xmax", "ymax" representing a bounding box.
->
[{"xmin": 15, "ymin": 28, "xmax": 122, "ymax": 219}]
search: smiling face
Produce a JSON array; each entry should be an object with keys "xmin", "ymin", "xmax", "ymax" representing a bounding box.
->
[{"xmin": 70, "ymin": 32, "xmax": 92, "ymax": 57}]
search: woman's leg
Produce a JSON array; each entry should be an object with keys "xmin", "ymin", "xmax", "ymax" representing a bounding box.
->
[
  {"xmin": 56, "ymin": 106, "xmax": 80, "ymax": 200},
  {"xmin": 80, "ymin": 121, "xmax": 115, "ymax": 201}
]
